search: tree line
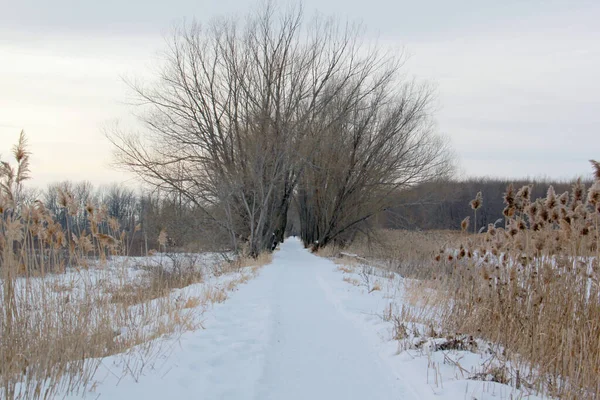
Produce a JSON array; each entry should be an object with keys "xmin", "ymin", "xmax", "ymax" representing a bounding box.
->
[
  {"xmin": 14, "ymin": 181, "xmax": 228, "ymax": 256},
  {"xmin": 383, "ymin": 177, "xmax": 594, "ymax": 232}
]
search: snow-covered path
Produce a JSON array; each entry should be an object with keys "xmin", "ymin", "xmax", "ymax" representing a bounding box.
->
[
  {"xmin": 254, "ymin": 238, "xmax": 410, "ymax": 400},
  {"xmin": 70, "ymin": 238, "xmax": 538, "ymax": 400},
  {"xmin": 76, "ymin": 238, "xmax": 414, "ymax": 399}
]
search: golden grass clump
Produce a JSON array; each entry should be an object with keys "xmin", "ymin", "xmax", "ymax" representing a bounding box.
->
[
  {"xmin": 319, "ymin": 229, "xmax": 465, "ymax": 280},
  {"xmin": 421, "ymin": 165, "xmax": 600, "ymax": 399},
  {"xmin": 0, "ymin": 133, "xmax": 222, "ymax": 399}
]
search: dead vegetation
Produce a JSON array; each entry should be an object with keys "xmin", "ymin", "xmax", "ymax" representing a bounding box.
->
[
  {"xmin": 325, "ymin": 161, "xmax": 600, "ymax": 398},
  {"xmin": 400, "ymin": 162, "xmax": 600, "ymax": 399},
  {"xmin": 323, "ymin": 229, "xmax": 465, "ymax": 278},
  {"xmin": 0, "ymin": 133, "xmax": 265, "ymax": 399}
]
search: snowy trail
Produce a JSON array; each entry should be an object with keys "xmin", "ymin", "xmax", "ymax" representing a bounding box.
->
[
  {"xmin": 254, "ymin": 238, "xmax": 411, "ymax": 400},
  {"xmin": 76, "ymin": 238, "xmax": 415, "ymax": 399}
]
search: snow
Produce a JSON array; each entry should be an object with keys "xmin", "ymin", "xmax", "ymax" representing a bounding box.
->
[{"xmin": 64, "ymin": 237, "xmax": 546, "ymax": 399}]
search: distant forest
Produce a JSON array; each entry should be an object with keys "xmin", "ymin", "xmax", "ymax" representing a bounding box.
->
[
  {"xmin": 22, "ymin": 176, "xmax": 593, "ymax": 255},
  {"xmin": 382, "ymin": 178, "xmax": 593, "ymax": 231}
]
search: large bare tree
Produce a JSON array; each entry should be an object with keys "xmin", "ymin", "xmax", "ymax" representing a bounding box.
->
[
  {"xmin": 109, "ymin": 3, "xmax": 453, "ymax": 255},
  {"xmin": 297, "ymin": 79, "xmax": 454, "ymax": 249}
]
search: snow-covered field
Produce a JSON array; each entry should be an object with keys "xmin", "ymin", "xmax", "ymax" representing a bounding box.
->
[{"xmin": 61, "ymin": 238, "xmax": 545, "ymax": 399}]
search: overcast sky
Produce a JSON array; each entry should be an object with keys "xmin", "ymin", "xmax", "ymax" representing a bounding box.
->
[{"xmin": 1, "ymin": 0, "xmax": 599, "ymax": 188}]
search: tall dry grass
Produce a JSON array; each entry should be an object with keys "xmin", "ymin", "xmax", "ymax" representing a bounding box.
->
[
  {"xmin": 407, "ymin": 162, "xmax": 600, "ymax": 399},
  {"xmin": 322, "ymin": 162, "xmax": 600, "ymax": 398},
  {"xmin": 319, "ymin": 229, "xmax": 464, "ymax": 278},
  {"xmin": 0, "ymin": 133, "xmax": 218, "ymax": 399}
]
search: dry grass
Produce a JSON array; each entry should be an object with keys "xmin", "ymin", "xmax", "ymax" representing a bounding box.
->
[
  {"xmin": 183, "ymin": 296, "xmax": 202, "ymax": 309},
  {"xmin": 323, "ymin": 229, "xmax": 466, "ymax": 278},
  {"xmin": 399, "ymin": 168, "xmax": 600, "ymax": 399},
  {"xmin": 201, "ymin": 285, "xmax": 228, "ymax": 304},
  {"xmin": 0, "ymin": 134, "xmax": 259, "ymax": 399},
  {"xmin": 342, "ymin": 276, "xmax": 361, "ymax": 286},
  {"xmin": 369, "ymin": 282, "xmax": 381, "ymax": 292},
  {"xmin": 336, "ymin": 265, "xmax": 355, "ymax": 273},
  {"xmin": 233, "ymin": 251, "xmax": 273, "ymax": 269},
  {"xmin": 213, "ymin": 252, "xmax": 272, "ymax": 276},
  {"xmin": 322, "ymin": 162, "xmax": 600, "ymax": 398}
]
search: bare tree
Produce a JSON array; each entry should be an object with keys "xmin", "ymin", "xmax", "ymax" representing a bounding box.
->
[
  {"xmin": 109, "ymin": 3, "xmax": 453, "ymax": 255},
  {"xmin": 296, "ymin": 79, "xmax": 454, "ymax": 249}
]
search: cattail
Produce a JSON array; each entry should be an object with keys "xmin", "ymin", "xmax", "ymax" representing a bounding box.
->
[
  {"xmin": 538, "ymin": 204, "xmax": 549, "ymax": 223},
  {"xmin": 545, "ymin": 185, "xmax": 557, "ymax": 210},
  {"xmin": 516, "ymin": 185, "xmax": 531, "ymax": 203},
  {"xmin": 55, "ymin": 230, "xmax": 66, "ymax": 248},
  {"xmin": 532, "ymin": 294, "xmax": 544, "ymax": 307},
  {"xmin": 158, "ymin": 229, "xmax": 168, "ymax": 248},
  {"xmin": 480, "ymin": 266, "xmax": 491, "ymax": 281},
  {"xmin": 5, "ymin": 217, "xmax": 24, "ymax": 242},
  {"xmin": 503, "ymin": 206, "xmax": 516, "ymax": 218},
  {"xmin": 509, "ymin": 267, "xmax": 517, "ymax": 282},
  {"xmin": 559, "ymin": 206, "xmax": 568, "ymax": 220},
  {"xmin": 13, "ymin": 131, "xmax": 29, "ymax": 162},
  {"xmin": 57, "ymin": 188, "xmax": 70, "ymax": 208},
  {"xmin": 534, "ymin": 236, "xmax": 545, "ymax": 251},
  {"xmin": 470, "ymin": 192, "xmax": 483, "ymax": 211},
  {"xmin": 550, "ymin": 207, "xmax": 560, "ymax": 222},
  {"xmin": 558, "ymin": 191, "xmax": 569, "ymax": 206},
  {"xmin": 591, "ymin": 159, "xmax": 600, "ymax": 181},
  {"xmin": 0, "ymin": 194, "xmax": 13, "ymax": 214},
  {"xmin": 76, "ymin": 234, "xmax": 94, "ymax": 253},
  {"xmin": 574, "ymin": 204, "xmax": 588, "ymax": 221},
  {"xmin": 527, "ymin": 201, "xmax": 539, "ymax": 221},
  {"xmin": 85, "ymin": 201, "xmax": 96, "ymax": 215},
  {"xmin": 458, "ymin": 245, "xmax": 466, "ymax": 259},
  {"xmin": 571, "ymin": 178, "xmax": 585, "ymax": 208},
  {"xmin": 67, "ymin": 201, "xmax": 79, "ymax": 217},
  {"xmin": 587, "ymin": 182, "xmax": 600, "ymax": 206},
  {"xmin": 97, "ymin": 233, "xmax": 117, "ymax": 247},
  {"xmin": 98, "ymin": 204, "xmax": 108, "ymax": 221},
  {"xmin": 108, "ymin": 217, "xmax": 120, "ymax": 232},
  {"xmin": 461, "ymin": 216, "xmax": 470, "ymax": 232},
  {"xmin": 559, "ymin": 219, "xmax": 571, "ymax": 235},
  {"xmin": 503, "ymin": 184, "xmax": 515, "ymax": 207}
]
